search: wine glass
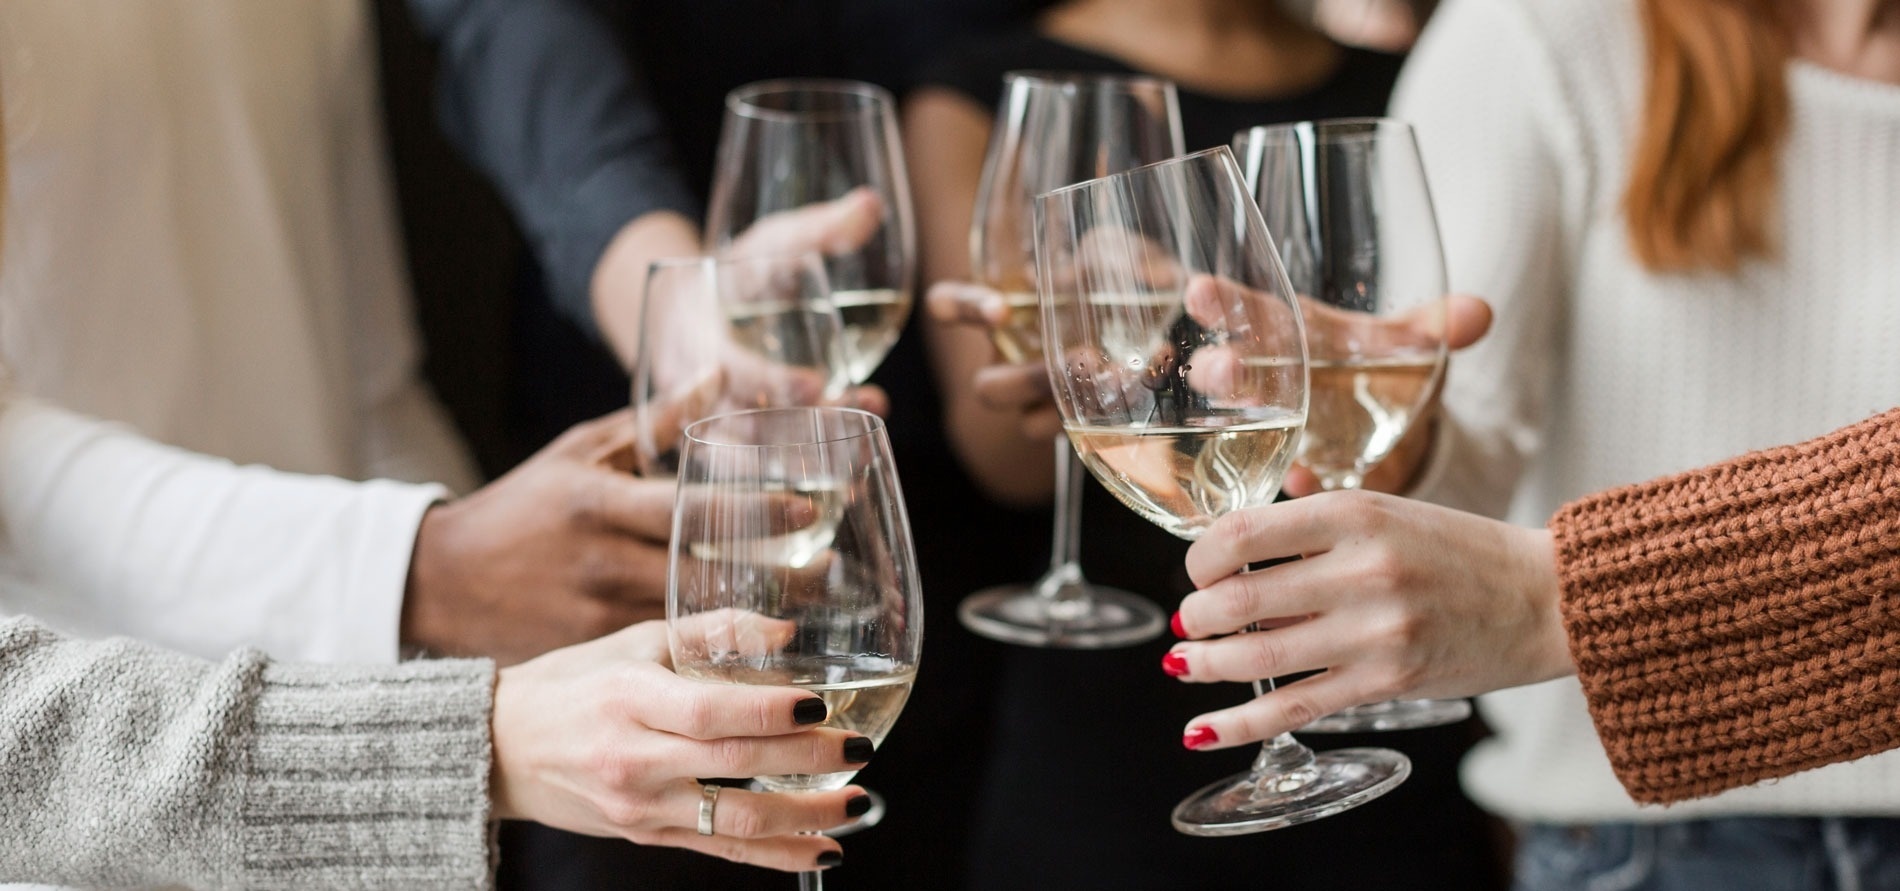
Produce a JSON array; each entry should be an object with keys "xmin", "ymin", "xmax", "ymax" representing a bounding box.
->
[
  {"xmin": 706, "ymin": 79, "xmax": 916, "ymax": 383},
  {"xmin": 1035, "ymin": 146, "xmax": 1410, "ymax": 834},
  {"xmin": 1234, "ymin": 118, "xmax": 1473, "ymax": 733},
  {"xmin": 668, "ymin": 407, "xmax": 923, "ymax": 890},
  {"xmin": 957, "ymin": 72, "xmax": 1185, "ymax": 649}
]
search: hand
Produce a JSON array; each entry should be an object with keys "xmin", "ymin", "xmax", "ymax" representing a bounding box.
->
[
  {"xmin": 491, "ymin": 621, "xmax": 872, "ymax": 872},
  {"xmin": 1164, "ymin": 491, "xmax": 1573, "ymax": 750},
  {"xmin": 1282, "ymin": 294, "xmax": 1495, "ymax": 496},
  {"xmin": 926, "ymin": 280, "xmax": 1062, "ymax": 440},
  {"xmin": 402, "ymin": 409, "xmax": 672, "ymax": 665}
]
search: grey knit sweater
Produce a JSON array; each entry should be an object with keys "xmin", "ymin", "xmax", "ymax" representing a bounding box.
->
[{"xmin": 0, "ymin": 617, "xmax": 496, "ymax": 889}]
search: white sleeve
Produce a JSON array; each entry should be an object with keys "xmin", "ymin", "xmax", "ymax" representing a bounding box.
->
[
  {"xmin": 1390, "ymin": 0, "xmax": 1582, "ymax": 519},
  {"xmin": 0, "ymin": 398, "xmax": 445, "ymax": 664}
]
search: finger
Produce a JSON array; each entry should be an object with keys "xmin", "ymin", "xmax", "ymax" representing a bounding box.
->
[
  {"xmin": 1178, "ymin": 550, "xmax": 1362, "ymax": 638},
  {"xmin": 730, "ymin": 188, "xmax": 884, "ymax": 259},
  {"xmin": 657, "ymin": 782, "xmax": 866, "ymax": 840},
  {"xmin": 1165, "ymin": 618, "xmax": 1352, "ymax": 684},
  {"xmin": 1183, "ymin": 498, "xmax": 1349, "ymax": 590},
  {"xmin": 1388, "ymin": 293, "xmax": 1493, "ymax": 350},
  {"xmin": 635, "ymin": 825, "xmax": 842, "ymax": 873},
  {"xmin": 1021, "ymin": 407, "xmax": 1064, "ymax": 441},
  {"xmin": 1281, "ymin": 464, "xmax": 1322, "ymax": 498},
  {"xmin": 581, "ymin": 473, "xmax": 677, "ymax": 541},
  {"xmin": 972, "ymin": 363, "xmax": 1053, "ymax": 413},
  {"xmin": 635, "ymin": 665, "xmax": 835, "ymax": 738},
  {"xmin": 836, "ymin": 384, "xmax": 889, "ymax": 417},
  {"xmin": 1180, "ymin": 670, "xmax": 1386, "ymax": 749},
  {"xmin": 578, "ymin": 537, "xmax": 672, "ymax": 612},
  {"xmin": 926, "ymin": 280, "xmax": 1010, "ymax": 327},
  {"xmin": 664, "ymin": 727, "xmax": 872, "ymax": 780},
  {"xmin": 550, "ymin": 408, "xmax": 640, "ymax": 459},
  {"xmin": 667, "ymin": 608, "xmax": 801, "ymax": 668}
]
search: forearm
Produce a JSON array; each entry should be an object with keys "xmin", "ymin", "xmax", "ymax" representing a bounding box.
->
[
  {"xmin": 408, "ymin": 0, "xmax": 699, "ymax": 336},
  {"xmin": 1553, "ymin": 407, "xmax": 1900, "ymax": 804},
  {"xmin": 0, "ymin": 398, "xmax": 441, "ymax": 663},
  {"xmin": 0, "ymin": 617, "xmax": 495, "ymax": 890}
]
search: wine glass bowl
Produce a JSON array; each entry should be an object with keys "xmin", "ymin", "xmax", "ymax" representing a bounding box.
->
[
  {"xmin": 1035, "ymin": 146, "xmax": 1410, "ymax": 835},
  {"xmin": 707, "ymin": 80, "xmax": 916, "ymax": 384},
  {"xmin": 667, "ymin": 407, "xmax": 923, "ymax": 881},
  {"xmin": 1235, "ymin": 117, "xmax": 1472, "ymax": 733},
  {"xmin": 955, "ymin": 70, "xmax": 1185, "ymax": 649}
]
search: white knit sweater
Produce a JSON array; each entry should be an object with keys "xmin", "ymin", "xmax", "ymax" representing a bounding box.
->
[{"xmin": 1396, "ymin": 0, "xmax": 1900, "ymax": 822}]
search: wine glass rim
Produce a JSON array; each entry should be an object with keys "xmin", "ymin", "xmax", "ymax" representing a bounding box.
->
[
  {"xmin": 1001, "ymin": 69, "xmax": 1178, "ymax": 93},
  {"xmin": 1235, "ymin": 117, "xmax": 1415, "ymax": 144},
  {"xmin": 726, "ymin": 78, "xmax": 896, "ymax": 122},
  {"xmin": 1036, "ymin": 145, "xmax": 1235, "ymax": 200},
  {"xmin": 682, "ymin": 406, "xmax": 886, "ymax": 448},
  {"xmin": 645, "ymin": 249, "xmax": 825, "ymax": 275}
]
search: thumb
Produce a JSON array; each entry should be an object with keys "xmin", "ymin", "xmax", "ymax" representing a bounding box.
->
[{"xmin": 1442, "ymin": 294, "xmax": 1493, "ymax": 351}]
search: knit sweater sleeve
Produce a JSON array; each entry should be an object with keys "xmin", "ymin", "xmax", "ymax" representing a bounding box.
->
[
  {"xmin": 1551, "ymin": 408, "xmax": 1900, "ymax": 805},
  {"xmin": 0, "ymin": 617, "xmax": 495, "ymax": 890}
]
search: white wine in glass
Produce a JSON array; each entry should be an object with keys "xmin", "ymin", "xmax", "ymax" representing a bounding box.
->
[
  {"xmin": 1236, "ymin": 117, "xmax": 1472, "ymax": 733},
  {"xmin": 707, "ymin": 80, "xmax": 916, "ymax": 383},
  {"xmin": 955, "ymin": 70, "xmax": 1185, "ymax": 649},
  {"xmin": 668, "ymin": 407, "xmax": 924, "ymax": 887},
  {"xmin": 1037, "ymin": 147, "xmax": 1410, "ymax": 835}
]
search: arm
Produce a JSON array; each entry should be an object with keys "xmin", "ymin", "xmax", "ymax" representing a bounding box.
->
[
  {"xmin": 1377, "ymin": 0, "xmax": 1579, "ymax": 515},
  {"xmin": 1167, "ymin": 409, "xmax": 1900, "ymax": 805},
  {"xmin": 905, "ymin": 88, "xmax": 1059, "ymax": 506},
  {"xmin": 0, "ymin": 615, "xmax": 495, "ymax": 889},
  {"xmin": 404, "ymin": 0, "xmax": 701, "ymax": 363}
]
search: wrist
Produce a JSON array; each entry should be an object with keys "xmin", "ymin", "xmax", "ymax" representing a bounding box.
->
[
  {"xmin": 400, "ymin": 501, "xmax": 462, "ymax": 655},
  {"xmin": 489, "ymin": 664, "xmax": 524, "ymax": 821},
  {"xmin": 592, "ymin": 211, "xmax": 703, "ymax": 367},
  {"xmin": 1521, "ymin": 526, "xmax": 1578, "ymax": 682}
]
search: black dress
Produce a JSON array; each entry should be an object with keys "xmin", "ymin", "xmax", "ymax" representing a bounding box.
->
[{"xmin": 915, "ymin": 30, "xmax": 1508, "ymax": 891}]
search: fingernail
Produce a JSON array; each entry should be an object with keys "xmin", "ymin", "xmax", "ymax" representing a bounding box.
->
[
  {"xmin": 816, "ymin": 850, "xmax": 844, "ymax": 868},
  {"xmin": 793, "ymin": 698, "xmax": 828, "ymax": 725},
  {"xmin": 843, "ymin": 736, "xmax": 876, "ymax": 764},
  {"xmin": 1160, "ymin": 652, "xmax": 1189, "ymax": 677},
  {"xmin": 1171, "ymin": 611, "xmax": 1187, "ymax": 638},
  {"xmin": 1183, "ymin": 726, "xmax": 1220, "ymax": 750},
  {"xmin": 845, "ymin": 794, "xmax": 873, "ymax": 818}
]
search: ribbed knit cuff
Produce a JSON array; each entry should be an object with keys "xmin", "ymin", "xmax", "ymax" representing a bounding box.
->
[
  {"xmin": 241, "ymin": 658, "xmax": 496, "ymax": 890},
  {"xmin": 1552, "ymin": 409, "xmax": 1900, "ymax": 805}
]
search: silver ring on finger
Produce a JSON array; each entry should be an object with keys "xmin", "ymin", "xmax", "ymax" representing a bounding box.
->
[{"xmin": 697, "ymin": 782, "xmax": 721, "ymax": 837}]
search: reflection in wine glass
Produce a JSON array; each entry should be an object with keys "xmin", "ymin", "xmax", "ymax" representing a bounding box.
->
[
  {"xmin": 707, "ymin": 80, "xmax": 916, "ymax": 383},
  {"xmin": 1236, "ymin": 117, "xmax": 1473, "ymax": 733},
  {"xmin": 1036, "ymin": 147, "xmax": 1410, "ymax": 835},
  {"xmin": 668, "ymin": 407, "xmax": 923, "ymax": 887},
  {"xmin": 957, "ymin": 71, "xmax": 1184, "ymax": 649}
]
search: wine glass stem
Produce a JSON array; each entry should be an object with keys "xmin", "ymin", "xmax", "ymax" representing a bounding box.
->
[
  {"xmin": 1244, "ymin": 603, "xmax": 1317, "ymax": 774},
  {"xmin": 1044, "ymin": 436, "xmax": 1085, "ymax": 589},
  {"xmin": 798, "ymin": 869, "xmax": 823, "ymax": 891}
]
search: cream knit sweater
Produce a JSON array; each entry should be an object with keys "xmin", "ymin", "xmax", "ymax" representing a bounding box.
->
[{"xmin": 1396, "ymin": 0, "xmax": 1900, "ymax": 822}]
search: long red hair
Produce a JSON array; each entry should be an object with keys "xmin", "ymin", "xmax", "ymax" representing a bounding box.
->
[{"xmin": 1624, "ymin": 0, "xmax": 1790, "ymax": 273}]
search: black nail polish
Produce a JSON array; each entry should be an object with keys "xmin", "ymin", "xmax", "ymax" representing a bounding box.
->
[
  {"xmin": 845, "ymin": 794, "xmax": 873, "ymax": 818},
  {"xmin": 793, "ymin": 698, "xmax": 828, "ymax": 725},
  {"xmin": 815, "ymin": 850, "xmax": 844, "ymax": 868},
  {"xmin": 842, "ymin": 736, "xmax": 875, "ymax": 764}
]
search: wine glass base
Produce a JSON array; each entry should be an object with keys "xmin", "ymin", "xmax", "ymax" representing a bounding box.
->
[
  {"xmin": 746, "ymin": 784, "xmax": 887, "ymax": 837},
  {"xmin": 1299, "ymin": 698, "xmax": 1473, "ymax": 733},
  {"xmin": 957, "ymin": 583, "xmax": 1165, "ymax": 648},
  {"xmin": 1170, "ymin": 747, "xmax": 1410, "ymax": 836}
]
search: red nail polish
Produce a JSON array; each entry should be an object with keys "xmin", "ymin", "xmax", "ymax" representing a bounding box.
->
[
  {"xmin": 1183, "ymin": 726, "xmax": 1220, "ymax": 750},
  {"xmin": 1171, "ymin": 611, "xmax": 1187, "ymax": 638},
  {"xmin": 1161, "ymin": 652, "xmax": 1189, "ymax": 677}
]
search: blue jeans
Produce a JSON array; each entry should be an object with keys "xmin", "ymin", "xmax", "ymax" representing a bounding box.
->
[{"xmin": 1513, "ymin": 817, "xmax": 1900, "ymax": 891}]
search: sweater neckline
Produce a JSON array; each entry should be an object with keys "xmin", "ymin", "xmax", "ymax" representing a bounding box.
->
[{"xmin": 1789, "ymin": 60, "xmax": 1900, "ymax": 117}]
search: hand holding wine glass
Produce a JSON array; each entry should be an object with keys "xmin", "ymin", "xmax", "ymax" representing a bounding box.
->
[
  {"xmin": 667, "ymin": 407, "xmax": 924, "ymax": 888},
  {"xmin": 1035, "ymin": 146, "xmax": 1410, "ymax": 835}
]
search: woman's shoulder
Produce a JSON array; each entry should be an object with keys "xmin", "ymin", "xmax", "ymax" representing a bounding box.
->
[{"xmin": 910, "ymin": 28, "xmax": 1137, "ymax": 109}]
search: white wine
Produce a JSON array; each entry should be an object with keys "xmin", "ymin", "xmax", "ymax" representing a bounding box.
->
[
  {"xmin": 685, "ymin": 478, "xmax": 847, "ymax": 569},
  {"xmin": 679, "ymin": 657, "xmax": 916, "ymax": 794},
  {"xmin": 1301, "ymin": 356, "xmax": 1439, "ymax": 489},
  {"xmin": 723, "ymin": 299, "xmax": 852, "ymax": 393},
  {"xmin": 1067, "ymin": 414, "xmax": 1302, "ymax": 540},
  {"xmin": 830, "ymin": 288, "xmax": 912, "ymax": 382},
  {"xmin": 990, "ymin": 290, "xmax": 1042, "ymax": 364}
]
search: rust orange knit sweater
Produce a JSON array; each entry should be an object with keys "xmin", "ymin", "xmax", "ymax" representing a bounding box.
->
[{"xmin": 1550, "ymin": 408, "xmax": 1900, "ymax": 806}]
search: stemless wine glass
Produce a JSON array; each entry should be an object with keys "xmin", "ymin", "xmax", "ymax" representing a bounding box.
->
[
  {"xmin": 1036, "ymin": 146, "xmax": 1410, "ymax": 835},
  {"xmin": 958, "ymin": 71, "xmax": 1186, "ymax": 649},
  {"xmin": 707, "ymin": 79, "xmax": 916, "ymax": 383},
  {"xmin": 668, "ymin": 407, "xmax": 923, "ymax": 891},
  {"xmin": 1235, "ymin": 118, "xmax": 1473, "ymax": 734},
  {"xmin": 632, "ymin": 252, "xmax": 849, "ymax": 477}
]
